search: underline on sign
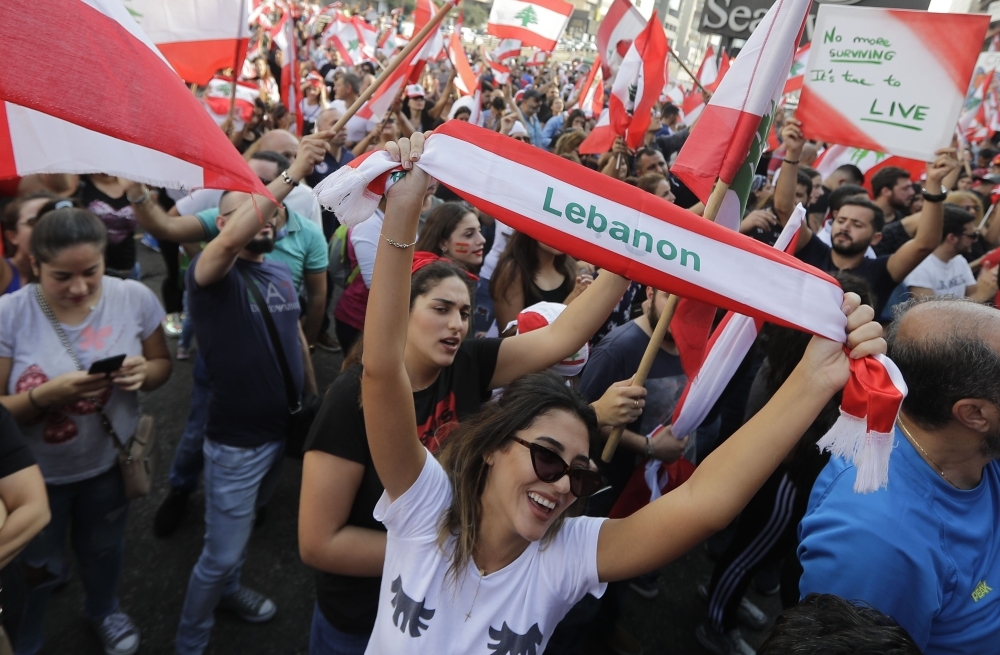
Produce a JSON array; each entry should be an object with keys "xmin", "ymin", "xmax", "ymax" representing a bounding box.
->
[
  {"xmin": 859, "ymin": 118, "xmax": 922, "ymax": 131},
  {"xmin": 829, "ymin": 59, "xmax": 882, "ymax": 64}
]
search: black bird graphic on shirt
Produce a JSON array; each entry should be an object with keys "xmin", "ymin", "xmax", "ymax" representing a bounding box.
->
[
  {"xmin": 390, "ymin": 576, "xmax": 435, "ymax": 637},
  {"xmin": 487, "ymin": 622, "xmax": 544, "ymax": 655}
]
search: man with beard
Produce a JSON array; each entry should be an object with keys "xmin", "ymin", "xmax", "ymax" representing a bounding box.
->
[
  {"xmin": 904, "ymin": 205, "xmax": 999, "ymax": 300},
  {"xmin": 871, "ymin": 166, "xmax": 915, "ymax": 223},
  {"xmin": 174, "ymin": 136, "xmax": 325, "ymax": 655},
  {"xmin": 798, "ymin": 297, "xmax": 1000, "ymax": 655},
  {"xmin": 777, "ymin": 121, "xmax": 957, "ymax": 317}
]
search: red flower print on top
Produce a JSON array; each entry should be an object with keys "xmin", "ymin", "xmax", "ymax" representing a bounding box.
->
[
  {"xmin": 79, "ymin": 325, "xmax": 112, "ymax": 351},
  {"xmin": 15, "ymin": 365, "xmax": 112, "ymax": 444}
]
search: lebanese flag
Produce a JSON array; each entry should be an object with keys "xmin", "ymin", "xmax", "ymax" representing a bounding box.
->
[
  {"xmin": 486, "ymin": 54, "xmax": 512, "ymax": 85},
  {"xmin": 782, "ymin": 43, "xmax": 810, "ymax": 94},
  {"xmin": 325, "ymin": 15, "xmax": 377, "ymax": 66},
  {"xmin": 525, "ymin": 49, "xmax": 550, "ymax": 67},
  {"xmin": 202, "ymin": 76, "xmax": 260, "ymax": 125},
  {"xmin": 596, "ymin": 0, "xmax": 646, "ymax": 78},
  {"xmin": 493, "ymin": 38, "xmax": 523, "ymax": 61},
  {"xmin": 814, "ymin": 145, "xmax": 925, "ymax": 195},
  {"xmin": 125, "ymin": 0, "xmax": 250, "ymax": 86},
  {"xmin": 681, "ymin": 46, "xmax": 724, "ymax": 123},
  {"xmin": 576, "ymin": 55, "xmax": 605, "ymax": 118},
  {"xmin": 273, "ymin": 12, "xmax": 302, "ymax": 134},
  {"xmin": 353, "ymin": 17, "xmax": 379, "ymax": 61},
  {"xmin": 608, "ymin": 13, "xmax": 668, "ymax": 150},
  {"xmin": 315, "ymin": 120, "xmax": 906, "ymax": 492},
  {"xmin": 0, "ymin": 0, "xmax": 269, "ymax": 198},
  {"xmin": 665, "ymin": 84, "xmax": 685, "ymax": 107},
  {"xmin": 448, "ymin": 24, "xmax": 478, "ymax": 95},
  {"xmin": 960, "ymin": 70, "xmax": 993, "ymax": 143},
  {"xmin": 356, "ymin": 22, "xmax": 442, "ymax": 122},
  {"xmin": 578, "ymin": 108, "xmax": 615, "ymax": 154},
  {"xmin": 672, "ymin": 0, "xmax": 811, "ymax": 204},
  {"xmin": 487, "ymin": 0, "xmax": 573, "ymax": 52},
  {"xmin": 705, "ymin": 49, "xmax": 730, "ymax": 92},
  {"xmin": 414, "ymin": 0, "xmax": 446, "ymax": 62},
  {"xmin": 378, "ymin": 27, "xmax": 403, "ymax": 58}
]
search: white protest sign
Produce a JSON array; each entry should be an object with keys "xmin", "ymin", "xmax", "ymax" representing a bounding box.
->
[{"xmin": 796, "ymin": 6, "xmax": 988, "ymax": 161}]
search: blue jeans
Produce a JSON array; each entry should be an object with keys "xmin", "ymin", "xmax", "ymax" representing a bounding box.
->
[
  {"xmin": 168, "ymin": 355, "xmax": 211, "ymax": 492},
  {"xmin": 179, "ymin": 290, "xmax": 195, "ymax": 350},
  {"xmin": 13, "ymin": 466, "xmax": 128, "ymax": 655},
  {"xmin": 175, "ymin": 438, "xmax": 285, "ymax": 655},
  {"xmin": 309, "ymin": 602, "xmax": 370, "ymax": 655}
]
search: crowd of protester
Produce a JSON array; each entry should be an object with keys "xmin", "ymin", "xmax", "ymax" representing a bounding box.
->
[{"xmin": 0, "ymin": 6, "xmax": 998, "ymax": 655}]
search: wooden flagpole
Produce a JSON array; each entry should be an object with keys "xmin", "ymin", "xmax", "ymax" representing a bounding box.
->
[
  {"xmin": 329, "ymin": 1, "xmax": 456, "ymax": 135},
  {"xmin": 601, "ymin": 179, "xmax": 730, "ymax": 462},
  {"xmin": 668, "ymin": 44, "xmax": 709, "ymax": 96}
]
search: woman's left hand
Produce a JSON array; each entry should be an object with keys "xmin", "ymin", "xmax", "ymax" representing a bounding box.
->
[{"xmin": 112, "ymin": 356, "xmax": 148, "ymax": 392}]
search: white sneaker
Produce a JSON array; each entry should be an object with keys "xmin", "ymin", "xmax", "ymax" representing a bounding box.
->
[
  {"xmin": 94, "ymin": 611, "xmax": 140, "ymax": 655},
  {"xmin": 696, "ymin": 623, "xmax": 756, "ymax": 655}
]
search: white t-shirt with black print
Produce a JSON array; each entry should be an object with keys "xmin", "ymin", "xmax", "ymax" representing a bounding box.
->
[{"xmin": 367, "ymin": 450, "xmax": 607, "ymax": 654}]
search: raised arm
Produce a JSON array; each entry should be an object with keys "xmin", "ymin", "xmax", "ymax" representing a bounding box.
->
[
  {"xmin": 490, "ymin": 270, "xmax": 630, "ymax": 389},
  {"xmin": 773, "ymin": 118, "xmax": 812, "ymax": 253},
  {"xmin": 126, "ymin": 188, "xmax": 208, "ymax": 244},
  {"xmin": 886, "ymin": 148, "xmax": 958, "ymax": 282},
  {"xmin": 360, "ymin": 136, "xmax": 430, "ymax": 501},
  {"xmin": 193, "ymin": 131, "xmax": 328, "ymax": 287},
  {"xmin": 596, "ymin": 294, "xmax": 884, "ymax": 582}
]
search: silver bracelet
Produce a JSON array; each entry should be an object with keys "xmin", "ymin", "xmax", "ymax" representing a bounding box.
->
[
  {"xmin": 280, "ymin": 170, "xmax": 297, "ymax": 186},
  {"xmin": 380, "ymin": 233, "xmax": 417, "ymax": 249},
  {"xmin": 126, "ymin": 187, "xmax": 149, "ymax": 204}
]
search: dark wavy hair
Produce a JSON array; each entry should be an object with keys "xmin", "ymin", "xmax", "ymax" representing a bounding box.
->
[
  {"xmin": 489, "ymin": 232, "xmax": 576, "ymax": 308},
  {"xmin": 414, "ymin": 203, "xmax": 478, "ymax": 265},
  {"xmin": 436, "ymin": 372, "xmax": 601, "ymax": 583}
]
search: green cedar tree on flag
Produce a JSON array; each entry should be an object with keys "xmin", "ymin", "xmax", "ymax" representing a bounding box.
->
[{"xmin": 487, "ymin": 0, "xmax": 572, "ymax": 52}]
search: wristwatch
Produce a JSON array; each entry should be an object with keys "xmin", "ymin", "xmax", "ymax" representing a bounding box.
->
[{"xmin": 922, "ymin": 185, "xmax": 947, "ymax": 203}]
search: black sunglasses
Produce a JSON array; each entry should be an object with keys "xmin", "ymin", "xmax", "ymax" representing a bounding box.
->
[{"xmin": 512, "ymin": 437, "xmax": 603, "ymax": 498}]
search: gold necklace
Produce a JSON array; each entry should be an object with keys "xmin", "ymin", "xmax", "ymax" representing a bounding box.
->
[
  {"xmin": 464, "ymin": 567, "xmax": 487, "ymax": 622},
  {"xmin": 897, "ymin": 418, "xmax": 959, "ymax": 489}
]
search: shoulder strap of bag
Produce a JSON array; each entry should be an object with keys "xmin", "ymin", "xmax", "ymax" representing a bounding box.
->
[
  {"xmin": 236, "ymin": 266, "xmax": 302, "ymax": 413},
  {"xmin": 33, "ymin": 284, "xmax": 128, "ymax": 453}
]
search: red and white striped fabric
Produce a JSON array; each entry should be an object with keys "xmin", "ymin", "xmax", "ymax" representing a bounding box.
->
[
  {"xmin": 596, "ymin": 0, "xmax": 646, "ymax": 77},
  {"xmin": 525, "ymin": 50, "xmax": 550, "ymax": 67},
  {"xmin": 313, "ymin": 121, "xmax": 906, "ymax": 491},
  {"xmin": 782, "ymin": 43, "xmax": 810, "ymax": 95},
  {"xmin": 488, "ymin": 57, "xmax": 512, "ymax": 85},
  {"xmin": 672, "ymin": 0, "xmax": 810, "ymax": 204},
  {"xmin": 273, "ymin": 12, "xmax": 302, "ymax": 134},
  {"xmin": 576, "ymin": 55, "xmax": 605, "ymax": 118},
  {"xmin": 0, "ymin": 0, "xmax": 269, "ymax": 197},
  {"xmin": 448, "ymin": 27, "xmax": 478, "ymax": 95},
  {"xmin": 960, "ymin": 70, "xmax": 995, "ymax": 144},
  {"xmin": 493, "ymin": 39, "xmax": 523, "ymax": 61},
  {"xmin": 324, "ymin": 15, "xmax": 377, "ymax": 66},
  {"xmin": 671, "ymin": 207, "xmax": 804, "ymax": 440},
  {"xmin": 202, "ymin": 76, "xmax": 260, "ymax": 125},
  {"xmin": 608, "ymin": 12, "xmax": 668, "ymax": 150},
  {"xmin": 578, "ymin": 108, "xmax": 615, "ymax": 154},
  {"xmin": 487, "ymin": 0, "xmax": 573, "ymax": 52},
  {"xmin": 125, "ymin": 0, "xmax": 250, "ymax": 86},
  {"xmin": 413, "ymin": 0, "xmax": 446, "ymax": 62},
  {"xmin": 378, "ymin": 27, "xmax": 404, "ymax": 58},
  {"xmin": 813, "ymin": 145, "xmax": 925, "ymax": 195},
  {"xmin": 681, "ymin": 46, "xmax": 727, "ymax": 124},
  {"xmin": 665, "ymin": 84, "xmax": 685, "ymax": 107}
]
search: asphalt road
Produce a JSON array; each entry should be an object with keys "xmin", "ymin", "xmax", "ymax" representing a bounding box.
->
[{"xmin": 39, "ymin": 243, "xmax": 781, "ymax": 655}]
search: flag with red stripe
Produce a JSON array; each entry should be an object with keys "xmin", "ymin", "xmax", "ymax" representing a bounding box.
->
[
  {"xmin": 576, "ymin": 55, "xmax": 605, "ymax": 118},
  {"xmin": 608, "ymin": 12, "xmax": 668, "ymax": 150},
  {"xmin": 672, "ymin": 0, "xmax": 810, "ymax": 204},
  {"xmin": 487, "ymin": 0, "xmax": 573, "ymax": 52},
  {"xmin": 0, "ymin": 0, "xmax": 269, "ymax": 197},
  {"xmin": 782, "ymin": 43, "xmax": 810, "ymax": 95},
  {"xmin": 448, "ymin": 22, "xmax": 478, "ymax": 95},
  {"xmin": 596, "ymin": 0, "xmax": 646, "ymax": 78},
  {"xmin": 492, "ymin": 38, "xmax": 523, "ymax": 61},
  {"xmin": 126, "ymin": 0, "xmax": 250, "ymax": 85}
]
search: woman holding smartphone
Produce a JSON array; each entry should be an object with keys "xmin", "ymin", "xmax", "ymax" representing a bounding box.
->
[{"xmin": 0, "ymin": 202, "xmax": 171, "ymax": 655}]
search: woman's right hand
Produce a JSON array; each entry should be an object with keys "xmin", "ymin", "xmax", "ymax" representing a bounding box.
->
[
  {"xmin": 35, "ymin": 371, "xmax": 113, "ymax": 407},
  {"xmin": 384, "ymin": 134, "xmax": 431, "ymax": 209}
]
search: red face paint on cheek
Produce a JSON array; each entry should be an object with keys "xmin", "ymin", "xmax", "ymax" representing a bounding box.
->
[{"xmin": 453, "ymin": 242, "xmax": 470, "ymax": 254}]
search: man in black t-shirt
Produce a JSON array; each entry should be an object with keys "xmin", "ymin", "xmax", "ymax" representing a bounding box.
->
[{"xmin": 774, "ymin": 118, "xmax": 958, "ymax": 317}]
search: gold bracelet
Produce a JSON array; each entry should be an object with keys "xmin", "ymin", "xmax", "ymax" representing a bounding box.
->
[{"xmin": 380, "ymin": 233, "xmax": 417, "ymax": 249}]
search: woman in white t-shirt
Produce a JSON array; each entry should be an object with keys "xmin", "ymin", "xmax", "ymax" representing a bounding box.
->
[
  {"xmin": 0, "ymin": 204, "xmax": 171, "ymax": 655},
  {"xmin": 359, "ymin": 134, "xmax": 888, "ymax": 654}
]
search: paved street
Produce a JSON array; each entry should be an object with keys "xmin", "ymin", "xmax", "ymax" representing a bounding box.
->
[{"xmin": 39, "ymin": 243, "xmax": 781, "ymax": 655}]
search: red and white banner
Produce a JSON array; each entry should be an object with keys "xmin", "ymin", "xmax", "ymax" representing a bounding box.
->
[
  {"xmin": 493, "ymin": 38, "xmax": 523, "ymax": 61},
  {"xmin": 681, "ymin": 46, "xmax": 729, "ymax": 124},
  {"xmin": 596, "ymin": 0, "xmax": 646, "ymax": 78},
  {"xmin": 797, "ymin": 7, "xmax": 988, "ymax": 161},
  {"xmin": 608, "ymin": 12, "xmax": 668, "ymax": 150},
  {"xmin": 672, "ymin": 0, "xmax": 810, "ymax": 204},
  {"xmin": 782, "ymin": 43, "xmax": 810, "ymax": 95},
  {"xmin": 202, "ymin": 76, "xmax": 260, "ymax": 125},
  {"xmin": 448, "ymin": 28, "xmax": 478, "ymax": 95},
  {"xmin": 0, "ymin": 0, "xmax": 269, "ymax": 197},
  {"xmin": 413, "ymin": 0, "xmax": 446, "ymax": 62},
  {"xmin": 576, "ymin": 55, "xmax": 605, "ymax": 118},
  {"xmin": 487, "ymin": 0, "xmax": 573, "ymax": 52},
  {"xmin": 525, "ymin": 49, "xmax": 550, "ymax": 67},
  {"xmin": 315, "ymin": 121, "xmax": 905, "ymax": 492},
  {"xmin": 813, "ymin": 145, "xmax": 925, "ymax": 194},
  {"xmin": 126, "ymin": 0, "xmax": 250, "ymax": 86}
]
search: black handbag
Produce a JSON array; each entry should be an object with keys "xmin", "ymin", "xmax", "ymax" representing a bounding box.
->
[{"xmin": 238, "ymin": 268, "xmax": 318, "ymax": 458}]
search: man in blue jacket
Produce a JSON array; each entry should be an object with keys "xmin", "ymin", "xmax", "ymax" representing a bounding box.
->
[{"xmin": 798, "ymin": 297, "xmax": 1000, "ymax": 654}]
